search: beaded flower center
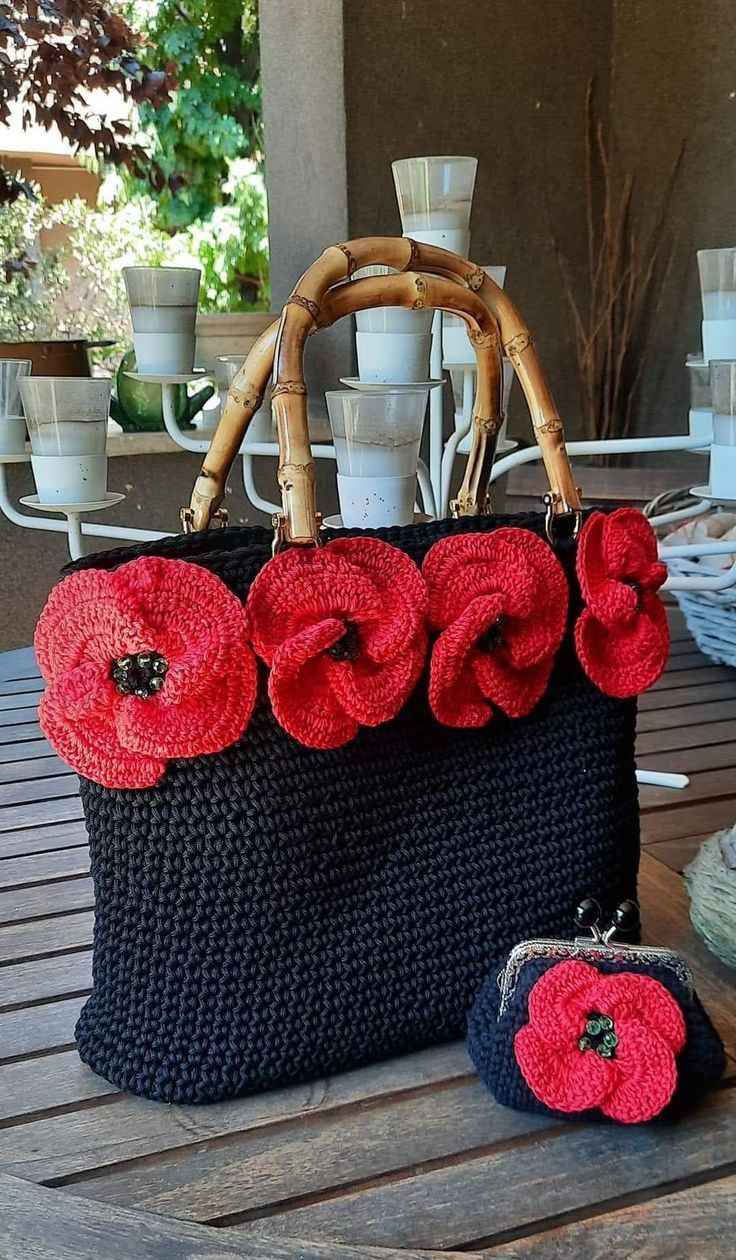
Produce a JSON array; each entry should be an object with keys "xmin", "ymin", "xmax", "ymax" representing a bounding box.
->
[
  {"xmin": 327, "ymin": 620, "xmax": 361, "ymax": 662},
  {"xmin": 111, "ymin": 651, "xmax": 168, "ymax": 698},
  {"xmin": 477, "ymin": 615, "xmax": 506, "ymax": 654},
  {"xmin": 578, "ymin": 1011, "xmax": 618, "ymax": 1059},
  {"xmin": 623, "ymin": 577, "xmax": 643, "ymax": 611}
]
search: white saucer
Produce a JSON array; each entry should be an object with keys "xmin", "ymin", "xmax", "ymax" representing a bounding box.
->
[
  {"xmin": 690, "ymin": 484, "xmax": 736, "ymax": 507},
  {"xmin": 20, "ymin": 492, "xmax": 125, "ymax": 513},
  {"xmin": 339, "ymin": 377, "xmax": 444, "ymax": 392},
  {"xmin": 124, "ymin": 370, "xmax": 208, "ymax": 385},
  {"xmin": 323, "ymin": 512, "xmax": 432, "ymax": 529}
]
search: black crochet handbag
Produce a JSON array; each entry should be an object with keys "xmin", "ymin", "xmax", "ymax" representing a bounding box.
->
[{"xmin": 35, "ymin": 241, "xmax": 669, "ymax": 1103}]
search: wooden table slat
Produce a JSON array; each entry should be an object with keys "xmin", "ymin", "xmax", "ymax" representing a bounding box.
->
[
  {"xmin": 0, "ymin": 847, "xmax": 89, "ymax": 889},
  {"xmin": 0, "ymin": 950, "xmax": 92, "ymax": 1011},
  {"xmin": 0, "ymin": 820, "xmax": 88, "ymax": 860},
  {"xmin": 0, "ymin": 996, "xmax": 86, "ymax": 1061},
  {"xmin": 0, "ymin": 876, "xmax": 94, "ymax": 925}
]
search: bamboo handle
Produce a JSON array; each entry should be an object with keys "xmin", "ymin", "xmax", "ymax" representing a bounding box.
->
[
  {"xmin": 188, "ymin": 271, "xmax": 503, "ymax": 533},
  {"xmin": 188, "ymin": 237, "xmax": 581, "ymax": 533}
]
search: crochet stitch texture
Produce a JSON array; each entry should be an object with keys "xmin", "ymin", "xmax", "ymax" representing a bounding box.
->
[{"xmin": 67, "ymin": 513, "xmax": 641, "ymax": 1103}]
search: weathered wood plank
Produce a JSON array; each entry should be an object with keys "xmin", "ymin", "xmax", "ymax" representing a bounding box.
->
[
  {"xmin": 637, "ymin": 699, "xmax": 736, "ymax": 733},
  {"xmin": 0, "ymin": 996, "xmax": 85, "ymax": 1060},
  {"xmin": 0, "ymin": 678, "xmax": 45, "ymax": 697},
  {"xmin": 639, "ymin": 680, "xmax": 736, "ymax": 712},
  {"xmin": 642, "ymin": 834, "xmax": 709, "ymax": 873},
  {"xmin": 0, "ymin": 1049, "xmax": 117, "ymax": 1121},
  {"xmin": 0, "ymin": 847, "xmax": 89, "ymax": 889},
  {"xmin": 0, "ymin": 820, "xmax": 88, "ymax": 860},
  {"xmin": 0, "ymin": 910, "xmax": 93, "ymax": 962},
  {"xmin": 0, "ymin": 950, "xmax": 92, "ymax": 1009},
  {"xmin": 638, "ymin": 767, "xmax": 736, "ymax": 811},
  {"xmin": 0, "ymin": 876, "xmax": 94, "ymax": 925},
  {"xmin": 234, "ymin": 1087, "xmax": 736, "ymax": 1250},
  {"xmin": 652, "ymin": 664, "xmax": 733, "ymax": 687},
  {"xmin": 640, "ymin": 798, "xmax": 736, "ymax": 844},
  {"xmin": 0, "ymin": 774, "xmax": 78, "ymax": 809},
  {"xmin": 0, "ymin": 1175, "xmax": 475, "ymax": 1260},
  {"xmin": 0, "ymin": 737, "xmax": 53, "ymax": 763},
  {"xmin": 0, "ymin": 796, "xmax": 84, "ymax": 834},
  {"xmin": 55, "ymin": 1082, "xmax": 555, "ymax": 1223},
  {"xmin": 0, "ymin": 690, "xmax": 42, "ymax": 712},
  {"xmin": 637, "ymin": 719, "xmax": 736, "ymax": 755},
  {"xmin": 0, "ymin": 705, "xmax": 40, "ymax": 727},
  {"xmin": 0, "ymin": 1043, "xmax": 473, "ymax": 1182},
  {"xmin": 0, "ymin": 754, "xmax": 68, "ymax": 785},
  {"xmin": 0, "ymin": 721, "xmax": 44, "ymax": 744},
  {"xmin": 484, "ymin": 1173, "xmax": 736, "ymax": 1257},
  {"xmin": 638, "ymin": 741, "xmax": 736, "ymax": 774},
  {"xmin": 0, "ymin": 645, "xmax": 38, "ymax": 681}
]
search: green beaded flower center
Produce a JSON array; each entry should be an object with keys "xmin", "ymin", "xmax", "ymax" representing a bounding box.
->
[
  {"xmin": 578, "ymin": 1011, "xmax": 618, "ymax": 1059},
  {"xmin": 111, "ymin": 651, "xmax": 168, "ymax": 698}
]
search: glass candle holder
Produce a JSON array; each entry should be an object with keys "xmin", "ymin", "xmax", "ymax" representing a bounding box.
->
[
  {"xmin": 392, "ymin": 156, "xmax": 477, "ymax": 255},
  {"xmin": 19, "ymin": 377, "xmax": 111, "ymax": 455},
  {"xmin": 326, "ymin": 388, "xmax": 428, "ymax": 526},
  {"xmin": 0, "ymin": 358, "xmax": 31, "ymax": 419},
  {"xmin": 686, "ymin": 353, "xmax": 713, "ymax": 447},
  {"xmin": 698, "ymin": 248, "xmax": 736, "ymax": 361},
  {"xmin": 123, "ymin": 266, "xmax": 201, "ymax": 375},
  {"xmin": 708, "ymin": 360, "xmax": 736, "ymax": 497}
]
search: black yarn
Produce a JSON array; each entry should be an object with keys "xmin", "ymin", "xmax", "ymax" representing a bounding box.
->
[
  {"xmin": 69, "ymin": 511, "xmax": 642, "ymax": 1103},
  {"xmin": 467, "ymin": 955, "xmax": 726, "ymax": 1122}
]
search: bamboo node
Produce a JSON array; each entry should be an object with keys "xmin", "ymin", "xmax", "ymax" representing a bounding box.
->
[
  {"xmin": 335, "ymin": 243, "xmax": 358, "ymax": 276},
  {"xmin": 535, "ymin": 417, "xmax": 564, "ymax": 434},
  {"xmin": 468, "ymin": 326, "xmax": 498, "ymax": 349},
  {"xmin": 466, "ymin": 265, "xmax": 485, "ymax": 291},
  {"xmin": 402, "ymin": 238, "xmax": 421, "ymax": 271},
  {"xmin": 472, "ymin": 414, "xmax": 502, "ymax": 435},
  {"xmin": 504, "ymin": 332, "xmax": 534, "ymax": 362},
  {"xmin": 286, "ymin": 293, "xmax": 321, "ymax": 321},
  {"xmin": 412, "ymin": 275, "xmax": 428, "ymax": 309},
  {"xmin": 227, "ymin": 385, "xmax": 262, "ymax": 411},
  {"xmin": 271, "ymin": 380, "xmax": 308, "ymax": 399}
]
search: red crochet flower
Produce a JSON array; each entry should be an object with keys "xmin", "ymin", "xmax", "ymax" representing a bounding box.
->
[
  {"xmin": 575, "ymin": 509, "xmax": 668, "ymax": 698},
  {"xmin": 514, "ymin": 959, "xmax": 686, "ymax": 1123},
  {"xmin": 246, "ymin": 537, "xmax": 427, "ymax": 749},
  {"xmin": 422, "ymin": 529, "xmax": 568, "ymax": 727},
  {"xmin": 35, "ymin": 556, "xmax": 256, "ymax": 789}
]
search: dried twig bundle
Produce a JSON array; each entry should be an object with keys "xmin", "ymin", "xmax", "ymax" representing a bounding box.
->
[{"xmin": 553, "ymin": 82, "xmax": 684, "ymax": 441}]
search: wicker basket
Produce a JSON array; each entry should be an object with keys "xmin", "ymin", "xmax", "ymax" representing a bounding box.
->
[{"xmin": 647, "ymin": 490, "xmax": 736, "ymax": 668}]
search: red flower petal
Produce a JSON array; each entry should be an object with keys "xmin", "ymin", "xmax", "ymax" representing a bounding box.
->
[
  {"xmin": 525, "ymin": 960, "xmax": 603, "ymax": 1048},
  {"xmin": 575, "ymin": 510, "xmax": 669, "ymax": 698},
  {"xmin": 269, "ymin": 620, "xmax": 358, "ymax": 748},
  {"xmin": 35, "ymin": 556, "xmax": 255, "ymax": 787},
  {"xmin": 599, "ymin": 971, "xmax": 686, "ymax": 1054},
  {"xmin": 39, "ymin": 677, "xmax": 165, "ymax": 789},
  {"xmin": 602, "ymin": 1018, "xmax": 679, "ymax": 1123},
  {"xmin": 514, "ymin": 1024, "xmax": 613, "ymax": 1113},
  {"xmin": 248, "ymin": 538, "xmax": 427, "ymax": 748},
  {"xmin": 575, "ymin": 593, "xmax": 669, "ymax": 698},
  {"xmin": 423, "ymin": 529, "xmax": 568, "ymax": 729}
]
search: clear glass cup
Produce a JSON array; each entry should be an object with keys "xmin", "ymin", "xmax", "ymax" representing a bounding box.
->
[
  {"xmin": 697, "ymin": 249, "xmax": 736, "ymax": 320},
  {"xmin": 687, "ymin": 354, "xmax": 711, "ymax": 409},
  {"xmin": 392, "ymin": 156, "xmax": 478, "ymax": 235},
  {"xmin": 123, "ymin": 266, "xmax": 201, "ymax": 374},
  {"xmin": 19, "ymin": 377, "xmax": 111, "ymax": 455},
  {"xmin": 0, "ymin": 359, "xmax": 31, "ymax": 419},
  {"xmin": 710, "ymin": 360, "xmax": 736, "ymax": 445},
  {"xmin": 326, "ymin": 389, "xmax": 428, "ymax": 476}
]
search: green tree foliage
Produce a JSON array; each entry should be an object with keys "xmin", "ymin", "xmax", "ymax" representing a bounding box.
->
[{"xmin": 126, "ymin": 0, "xmax": 268, "ymax": 310}]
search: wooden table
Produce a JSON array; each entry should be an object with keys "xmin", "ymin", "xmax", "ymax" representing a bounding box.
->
[{"xmin": 1, "ymin": 611, "xmax": 735, "ymax": 1259}]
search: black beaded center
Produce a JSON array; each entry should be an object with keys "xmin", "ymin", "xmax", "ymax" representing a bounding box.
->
[
  {"xmin": 578, "ymin": 1011, "xmax": 618, "ymax": 1059},
  {"xmin": 111, "ymin": 651, "xmax": 168, "ymax": 698},
  {"xmin": 327, "ymin": 621, "xmax": 361, "ymax": 662},
  {"xmin": 623, "ymin": 577, "xmax": 643, "ymax": 611},
  {"xmin": 477, "ymin": 616, "xmax": 506, "ymax": 654}
]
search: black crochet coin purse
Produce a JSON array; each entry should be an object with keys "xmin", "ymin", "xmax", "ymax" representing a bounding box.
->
[{"xmin": 467, "ymin": 899, "xmax": 726, "ymax": 1124}]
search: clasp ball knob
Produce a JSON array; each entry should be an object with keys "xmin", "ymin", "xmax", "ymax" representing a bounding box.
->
[
  {"xmin": 573, "ymin": 897, "xmax": 602, "ymax": 930},
  {"xmin": 612, "ymin": 899, "xmax": 640, "ymax": 932}
]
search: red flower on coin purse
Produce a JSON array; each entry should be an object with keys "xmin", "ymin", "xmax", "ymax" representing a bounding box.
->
[{"xmin": 467, "ymin": 899, "xmax": 725, "ymax": 1124}]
